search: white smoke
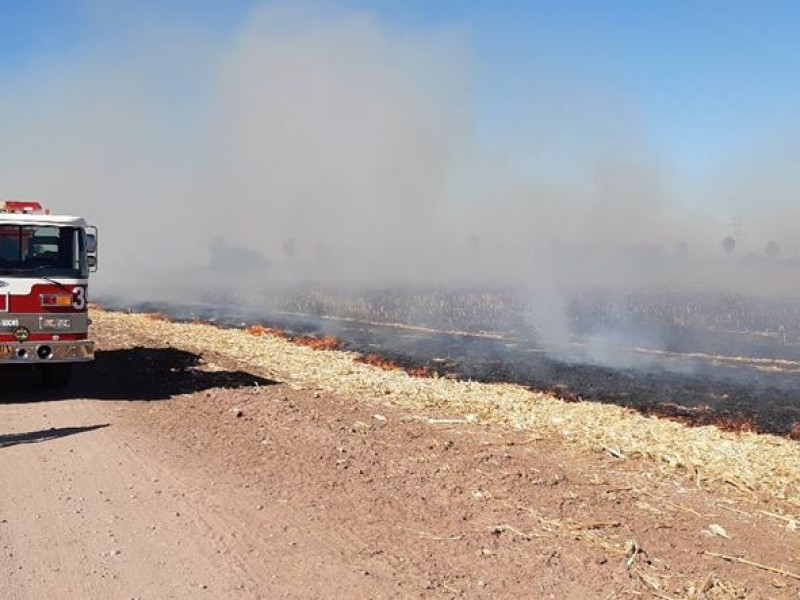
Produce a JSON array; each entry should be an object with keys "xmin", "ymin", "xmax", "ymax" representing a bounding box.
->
[{"xmin": 0, "ymin": 1, "xmax": 797, "ymax": 313}]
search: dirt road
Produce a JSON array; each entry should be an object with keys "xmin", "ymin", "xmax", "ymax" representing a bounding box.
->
[
  {"xmin": 0, "ymin": 395, "xmax": 397, "ymax": 599},
  {"xmin": 0, "ymin": 311, "xmax": 798, "ymax": 598}
]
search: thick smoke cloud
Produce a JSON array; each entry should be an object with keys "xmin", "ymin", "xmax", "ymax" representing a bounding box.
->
[{"xmin": 0, "ymin": 2, "xmax": 798, "ymax": 307}]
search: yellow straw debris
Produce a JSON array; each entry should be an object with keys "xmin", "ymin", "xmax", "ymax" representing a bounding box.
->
[{"xmin": 92, "ymin": 308, "xmax": 800, "ymax": 502}]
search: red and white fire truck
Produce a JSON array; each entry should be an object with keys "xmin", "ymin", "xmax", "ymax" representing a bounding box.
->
[{"xmin": 0, "ymin": 200, "xmax": 97, "ymax": 386}]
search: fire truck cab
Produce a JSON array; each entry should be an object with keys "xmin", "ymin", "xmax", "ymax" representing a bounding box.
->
[{"xmin": 0, "ymin": 200, "xmax": 97, "ymax": 386}]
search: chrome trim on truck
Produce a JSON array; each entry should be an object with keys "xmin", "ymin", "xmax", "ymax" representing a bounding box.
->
[
  {"xmin": 0, "ymin": 312, "xmax": 89, "ymax": 333},
  {"xmin": 0, "ymin": 340, "xmax": 94, "ymax": 363}
]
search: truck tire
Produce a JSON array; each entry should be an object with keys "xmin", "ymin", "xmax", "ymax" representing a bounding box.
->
[{"xmin": 41, "ymin": 363, "xmax": 73, "ymax": 388}]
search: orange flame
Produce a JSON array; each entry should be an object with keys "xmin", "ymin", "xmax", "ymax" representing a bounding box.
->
[
  {"xmin": 248, "ymin": 324, "xmax": 287, "ymax": 338},
  {"xmin": 293, "ymin": 335, "xmax": 340, "ymax": 351},
  {"xmin": 357, "ymin": 354, "xmax": 397, "ymax": 370}
]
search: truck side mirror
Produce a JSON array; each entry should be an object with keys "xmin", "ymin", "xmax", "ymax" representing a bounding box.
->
[{"xmin": 86, "ymin": 227, "xmax": 98, "ymax": 272}]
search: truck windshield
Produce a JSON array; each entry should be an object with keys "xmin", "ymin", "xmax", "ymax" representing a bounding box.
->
[{"xmin": 0, "ymin": 225, "xmax": 87, "ymax": 278}]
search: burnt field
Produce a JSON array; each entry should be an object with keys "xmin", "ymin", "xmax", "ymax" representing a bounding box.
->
[{"xmin": 107, "ymin": 286, "xmax": 800, "ymax": 437}]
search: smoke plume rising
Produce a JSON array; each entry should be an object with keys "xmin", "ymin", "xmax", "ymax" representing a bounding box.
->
[{"xmin": 2, "ymin": 2, "xmax": 800, "ymax": 365}]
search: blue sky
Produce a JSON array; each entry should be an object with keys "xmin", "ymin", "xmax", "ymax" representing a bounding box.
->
[
  {"xmin": 1, "ymin": 0, "xmax": 799, "ymax": 178},
  {"xmin": 368, "ymin": 0, "xmax": 800, "ymax": 174}
]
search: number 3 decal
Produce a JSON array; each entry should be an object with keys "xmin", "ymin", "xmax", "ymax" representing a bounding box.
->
[{"xmin": 72, "ymin": 286, "xmax": 86, "ymax": 310}]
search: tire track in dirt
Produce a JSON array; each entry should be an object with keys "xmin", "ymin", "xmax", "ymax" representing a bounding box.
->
[{"xmin": 0, "ymin": 398, "xmax": 389, "ymax": 599}]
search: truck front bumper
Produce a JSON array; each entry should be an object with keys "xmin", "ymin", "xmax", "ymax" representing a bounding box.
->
[{"xmin": 0, "ymin": 340, "xmax": 94, "ymax": 363}]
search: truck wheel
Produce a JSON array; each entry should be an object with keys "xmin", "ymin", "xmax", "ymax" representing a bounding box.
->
[{"xmin": 41, "ymin": 364, "xmax": 73, "ymax": 388}]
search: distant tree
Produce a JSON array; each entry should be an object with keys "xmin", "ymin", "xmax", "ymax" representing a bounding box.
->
[
  {"xmin": 208, "ymin": 238, "xmax": 271, "ymax": 271},
  {"xmin": 282, "ymin": 238, "xmax": 298, "ymax": 258},
  {"xmin": 765, "ymin": 240, "xmax": 780, "ymax": 259},
  {"xmin": 722, "ymin": 236, "xmax": 736, "ymax": 257}
]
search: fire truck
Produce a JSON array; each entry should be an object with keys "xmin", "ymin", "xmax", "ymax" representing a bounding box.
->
[{"xmin": 0, "ymin": 200, "xmax": 97, "ymax": 386}]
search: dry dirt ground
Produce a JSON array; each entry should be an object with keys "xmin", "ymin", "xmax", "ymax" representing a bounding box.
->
[{"xmin": 0, "ymin": 311, "xmax": 799, "ymax": 599}]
